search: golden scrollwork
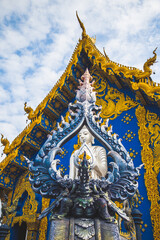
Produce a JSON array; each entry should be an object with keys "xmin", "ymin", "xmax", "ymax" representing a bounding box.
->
[
  {"xmin": 39, "ymin": 198, "xmax": 51, "ymax": 240},
  {"xmin": 146, "ymin": 110, "xmax": 160, "ymax": 175},
  {"xmin": 96, "ymin": 85, "xmax": 138, "ymax": 120},
  {"xmin": 6, "ymin": 172, "xmax": 38, "ymax": 227},
  {"xmin": 83, "ymin": 36, "xmax": 141, "ymax": 78},
  {"xmin": 135, "ymin": 105, "xmax": 160, "ymax": 240},
  {"xmin": 131, "ymin": 81, "xmax": 160, "ymax": 100},
  {"xmin": 90, "ymin": 68, "xmax": 138, "ymax": 121}
]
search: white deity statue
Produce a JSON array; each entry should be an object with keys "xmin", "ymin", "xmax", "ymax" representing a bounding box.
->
[{"xmin": 69, "ymin": 126, "xmax": 108, "ymax": 180}]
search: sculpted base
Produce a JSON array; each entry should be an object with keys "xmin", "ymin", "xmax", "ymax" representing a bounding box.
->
[{"xmin": 49, "ymin": 218, "xmax": 121, "ymax": 240}]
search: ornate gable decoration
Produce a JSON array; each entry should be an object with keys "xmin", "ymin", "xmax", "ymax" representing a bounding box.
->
[{"xmin": 26, "ymin": 69, "xmax": 142, "ymax": 224}]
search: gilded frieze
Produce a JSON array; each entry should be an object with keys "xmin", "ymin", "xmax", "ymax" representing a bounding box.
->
[
  {"xmin": 91, "ymin": 69, "xmax": 138, "ymax": 120},
  {"xmin": 7, "ymin": 172, "xmax": 38, "ymax": 227},
  {"xmin": 136, "ymin": 105, "xmax": 160, "ymax": 240},
  {"xmin": 145, "ymin": 111, "xmax": 160, "ymax": 175}
]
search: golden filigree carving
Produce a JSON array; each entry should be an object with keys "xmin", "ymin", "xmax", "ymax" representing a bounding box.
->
[
  {"xmin": 96, "ymin": 85, "xmax": 138, "ymax": 120},
  {"xmin": 39, "ymin": 198, "xmax": 50, "ymax": 240},
  {"xmin": 136, "ymin": 105, "xmax": 160, "ymax": 240},
  {"xmin": 90, "ymin": 68, "xmax": 138, "ymax": 121},
  {"xmin": 83, "ymin": 36, "xmax": 141, "ymax": 78},
  {"xmin": 7, "ymin": 172, "xmax": 38, "ymax": 227},
  {"xmin": 144, "ymin": 111, "xmax": 160, "ymax": 176},
  {"xmin": 131, "ymin": 81, "xmax": 160, "ymax": 98}
]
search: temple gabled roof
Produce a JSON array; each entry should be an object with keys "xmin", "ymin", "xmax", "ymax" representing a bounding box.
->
[{"xmin": 0, "ymin": 13, "xmax": 160, "ymax": 190}]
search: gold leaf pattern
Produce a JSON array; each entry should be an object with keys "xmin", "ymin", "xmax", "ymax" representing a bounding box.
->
[
  {"xmin": 136, "ymin": 105, "xmax": 160, "ymax": 240},
  {"xmin": 39, "ymin": 198, "xmax": 50, "ymax": 240}
]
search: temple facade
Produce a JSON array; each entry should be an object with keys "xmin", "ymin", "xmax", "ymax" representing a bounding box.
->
[{"xmin": 0, "ymin": 15, "xmax": 160, "ymax": 240}]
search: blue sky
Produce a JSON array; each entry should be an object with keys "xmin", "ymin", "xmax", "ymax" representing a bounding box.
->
[{"xmin": 0, "ymin": 0, "xmax": 160, "ymax": 161}]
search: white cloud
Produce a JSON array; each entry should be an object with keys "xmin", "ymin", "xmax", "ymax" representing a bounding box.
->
[{"xmin": 1, "ymin": 0, "xmax": 160, "ymax": 161}]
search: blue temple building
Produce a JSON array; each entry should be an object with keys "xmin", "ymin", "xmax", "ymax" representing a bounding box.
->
[{"xmin": 0, "ymin": 15, "xmax": 160, "ymax": 240}]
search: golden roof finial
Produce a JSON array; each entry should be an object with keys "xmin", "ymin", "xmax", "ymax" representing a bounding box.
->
[
  {"xmin": 76, "ymin": 11, "xmax": 87, "ymax": 38},
  {"xmin": 143, "ymin": 47, "xmax": 157, "ymax": 73}
]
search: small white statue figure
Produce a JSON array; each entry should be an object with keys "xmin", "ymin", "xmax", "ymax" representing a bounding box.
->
[{"xmin": 69, "ymin": 125, "xmax": 108, "ymax": 180}]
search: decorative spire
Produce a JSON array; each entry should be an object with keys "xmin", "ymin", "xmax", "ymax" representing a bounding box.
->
[{"xmin": 76, "ymin": 11, "xmax": 87, "ymax": 38}]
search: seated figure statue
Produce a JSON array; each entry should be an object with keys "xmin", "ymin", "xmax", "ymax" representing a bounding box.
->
[{"xmin": 69, "ymin": 125, "xmax": 108, "ymax": 180}]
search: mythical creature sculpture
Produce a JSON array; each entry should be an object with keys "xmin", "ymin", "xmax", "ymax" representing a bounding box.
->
[
  {"xmin": 24, "ymin": 102, "xmax": 37, "ymax": 121},
  {"xmin": 0, "ymin": 134, "xmax": 10, "ymax": 155},
  {"xmin": 26, "ymin": 69, "xmax": 142, "ymax": 233}
]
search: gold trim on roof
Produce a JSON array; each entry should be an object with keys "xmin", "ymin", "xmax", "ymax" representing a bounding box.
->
[{"xmin": 83, "ymin": 35, "xmax": 158, "ymax": 82}]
